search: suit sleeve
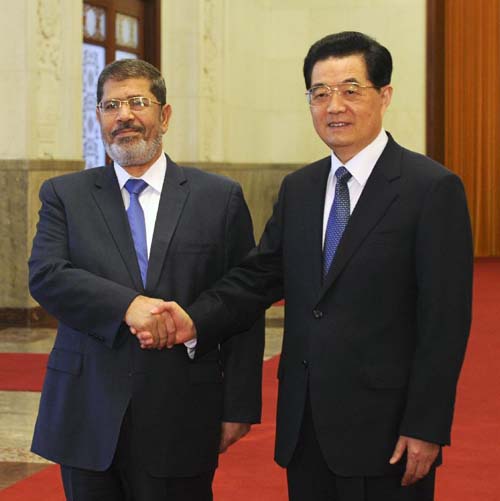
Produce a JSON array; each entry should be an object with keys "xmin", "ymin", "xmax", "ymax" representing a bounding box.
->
[
  {"xmin": 219, "ymin": 185, "xmax": 265, "ymax": 423},
  {"xmin": 28, "ymin": 179, "xmax": 139, "ymax": 348},
  {"xmin": 188, "ymin": 178, "xmax": 287, "ymax": 357},
  {"xmin": 399, "ymin": 173, "xmax": 473, "ymax": 445}
]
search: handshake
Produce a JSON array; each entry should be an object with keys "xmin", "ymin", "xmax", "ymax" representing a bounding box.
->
[{"xmin": 124, "ymin": 295, "xmax": 197, "ymax": 350}]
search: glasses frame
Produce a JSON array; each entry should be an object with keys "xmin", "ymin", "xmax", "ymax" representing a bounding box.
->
[
  {"xmin": 305, "ymin": 82, "xmax": 379, "ymax": 106},
  {"xmin": 96, "ymin": 96, "xmax": 163, "ymax": 114}
]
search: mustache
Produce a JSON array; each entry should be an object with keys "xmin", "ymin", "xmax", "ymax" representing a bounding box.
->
[{"xmin": 111, "ymin": 123, "xmax": 145, "ymax": 137}]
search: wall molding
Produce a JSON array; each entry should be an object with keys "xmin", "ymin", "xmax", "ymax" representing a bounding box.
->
[
  {"xmin": 180, "ymin": 161, "xmax": 302, "ymax": 172},
  {"xmin": 426, "ymin": 0, "xmax": 445, "ymax": 164},
  {"xmin": 0, "ymin": 307, "xmax": 57, "ymax": 329},
  {"xmin": 0, "ymin": 159, "xmax": 84, "ymax": 172}
]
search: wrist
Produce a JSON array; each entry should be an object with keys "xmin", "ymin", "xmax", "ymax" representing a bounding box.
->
[{"xmin": 124, "ymin": 294, "xmax": 142, "ymax": 324}]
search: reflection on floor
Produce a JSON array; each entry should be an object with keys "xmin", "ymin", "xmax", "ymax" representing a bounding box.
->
[{"xmin": 0, "ymin": 306, "xmax": 283, "ymax": 491}]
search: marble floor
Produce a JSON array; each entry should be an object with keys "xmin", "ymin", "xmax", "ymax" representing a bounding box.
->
[{"xmin": 0, "ymin": 307, "xmax": 283, "ymax": 491}]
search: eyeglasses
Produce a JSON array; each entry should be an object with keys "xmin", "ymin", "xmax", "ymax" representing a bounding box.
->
[
  {"xmin": 97, "ymin": 96, "xmax": 162, "ymax": 114},
  {"xmin": 305, "ymin": 82, "xmax": 379, "ymax": 106}
]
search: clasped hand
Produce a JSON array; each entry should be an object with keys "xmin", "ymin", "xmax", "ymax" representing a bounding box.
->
[{"xmin": 124, "ymin": 296, "xmax": 195, "ymax": 349}]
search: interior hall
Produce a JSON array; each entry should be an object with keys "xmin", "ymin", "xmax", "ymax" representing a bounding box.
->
[{"xmin": 0, "ymin": 1, "xmax": 499, "ymax": 500}]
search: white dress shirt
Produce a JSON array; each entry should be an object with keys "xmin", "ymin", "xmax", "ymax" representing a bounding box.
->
[
  {"xmin": 322, "ymin": 129, "xmax": 389, "ymax": 247},
  {"xmin": 114, "ymin": 154, "xmax": 166, "ymax": 256},
  {"xmin": 114, "ymin": 154, "xmax": 197, "ymax": 354}
]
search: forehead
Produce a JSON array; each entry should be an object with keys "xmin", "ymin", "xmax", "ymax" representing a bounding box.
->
[
  {"xmin": 310, "ymin": 54, "xmax": 368, "ymax": 84},
  {"xmin": 101, "ymin": 77, "xmax": 153, "ymax": 98}
]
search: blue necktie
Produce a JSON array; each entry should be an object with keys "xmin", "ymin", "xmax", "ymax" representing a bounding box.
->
[
  {"xmin": 323, "ymin": 166, "xmax": 352, "ymax": 277},
  {"xmin": 124, "ymin": 179, "xmax": 149, "ymax": 287}
]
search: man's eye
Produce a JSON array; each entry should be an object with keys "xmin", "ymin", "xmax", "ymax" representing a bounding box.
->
[
  {"xmin": 312, "ymin": 89, "xmax": 329, "ymax": 99},
  {"xmin": 104, "ymin": 100, "xmax": 120, "ymax": 110},
  {"xmin": 130, "ymin": 97, "xmax": 146, "ymax": 108},
  {"xmin": 344, "ymin": 85, "xmax": 360, "ymax": 96}
]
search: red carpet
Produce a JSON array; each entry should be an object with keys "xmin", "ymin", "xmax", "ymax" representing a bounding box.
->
[
  {"xmin": 1, "ymin": 259, "xmax": 499, "ymax": 500},
  {"xmin": 213, "ymin": 356, "xmax": 287, "ymax": 500},
  {"xmin": 0, "ymin": 465, "xmax": 62, "ymax": 501},
  {"xmin": 0, "ymin": 357, "xmax": 285, "ymax": 501},
  {"xmin": 0, "ymin": 353, "xmax": 47, "ymax": 391},
  {"xmin": 434, "ymin": 258, "xmax": 500, "ymax": 500}
]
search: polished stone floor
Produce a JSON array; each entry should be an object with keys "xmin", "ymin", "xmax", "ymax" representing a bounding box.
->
[{"xmin": 0, "ymin": 307, "xmax": 283, "ymax": 491}]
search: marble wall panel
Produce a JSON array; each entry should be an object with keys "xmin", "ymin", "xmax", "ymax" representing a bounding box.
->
[
  {"xmin": 0, "ymin": 161, "xmax": 81, "ymax": 309},
  {"xmin": 183, "ymin": 162, "xmax": 300, "ymax": 240},
  {"xmin": 0, "ymin": 169, "xmax": 29, "ymax": 307}
]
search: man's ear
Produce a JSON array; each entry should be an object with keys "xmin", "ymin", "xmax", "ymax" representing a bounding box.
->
[{"xmin": 161, "ymin": 104, "xmax": 172, "ymax": 134}]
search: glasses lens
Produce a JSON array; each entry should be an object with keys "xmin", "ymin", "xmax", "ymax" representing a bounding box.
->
[
  {"xmin": 100, "ymin": 100, "xmax": 121, "ymax": 113},
  {"xmin": 308, "ymin": 85, "xmax": 330, "ymax": 106},
  {"xmin": 307, "ymin": 83, "xmax": 366, "ymax": 106},
  {"xmin": 340, "ymin": 83, "xmax": 361, "ymax": 99},
  {"xmin": 129, "ymin": 97, "xmax": 149, "ymax": 110}
]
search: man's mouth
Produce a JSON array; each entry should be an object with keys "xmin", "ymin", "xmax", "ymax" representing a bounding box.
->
[
  {"xmin": 112, "ymin": 126, "xmax": 144, "ymax": 138},
  {"xmin": 328, "ymin": 121, "xmax": 349, "ymax": 128}
]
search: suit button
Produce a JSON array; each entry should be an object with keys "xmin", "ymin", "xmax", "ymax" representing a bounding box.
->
[
  {"xmin": 312, "ymin": 309, "xmax": 323, "ymax": 319},
  {"xmin": 302, "ymin": 360, "xmax": 309, "ymax": 368}
]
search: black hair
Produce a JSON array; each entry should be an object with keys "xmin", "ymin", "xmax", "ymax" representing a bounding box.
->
[{"xmin": 303, "ymin": 31, "xmax": 392, "ymax": 89}]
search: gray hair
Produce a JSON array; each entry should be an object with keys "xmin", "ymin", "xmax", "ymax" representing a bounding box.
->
[{"xmin": 97, "ymin": 59, "xmax": 166, "ymax": 105}]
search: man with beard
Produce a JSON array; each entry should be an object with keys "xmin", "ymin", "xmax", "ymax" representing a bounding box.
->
[{"xmin": 28, "ymin": 59, "xmax": 264, "ymax": 501}]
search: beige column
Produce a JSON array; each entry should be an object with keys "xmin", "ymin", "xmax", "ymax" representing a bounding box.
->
[{"xmin": 0, "ymin": 0, "xmax": 83, "ymax": 327}]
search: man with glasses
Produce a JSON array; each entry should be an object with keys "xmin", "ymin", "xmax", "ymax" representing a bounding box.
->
[
  {"xmin": 28, "ymin": 59, "xmax": 264, "ymax": 500},
  {"xmin": 152, "ymin": 32, "xmax": 473, "ymax": 500}
]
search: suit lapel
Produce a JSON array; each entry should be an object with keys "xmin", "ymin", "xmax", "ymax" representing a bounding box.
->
[
  {"xmin": 304, "ymin": 157, "xmax": 332, "ymax": 294},
  {"xmin": 146, "ymin": 157, "xmax": 189, "ymax": 292},
  {"xmin": 92, "ymin": 166, "xmax": 144, "ymax": 291},
  {"xmin": 317, "ymin": 137, "xmax": 402, "ymax": 302}
]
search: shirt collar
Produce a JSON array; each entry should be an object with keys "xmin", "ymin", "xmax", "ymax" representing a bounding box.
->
[
  {"xmin": 330, "ymin": 129, "xmax": 388, "ymax": 186},
  {"xmin": 114, "ymin": 153, "xmax": 167, "ymax": 193}
]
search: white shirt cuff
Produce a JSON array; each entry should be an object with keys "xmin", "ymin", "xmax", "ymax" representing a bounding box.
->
[{"xmin": 184, "ymin": 338, "xmax": 197, "ymax": 359}]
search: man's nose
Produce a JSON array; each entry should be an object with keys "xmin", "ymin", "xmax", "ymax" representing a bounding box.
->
[
  {"xmin": 116, "ymin": 102, "xmax": 134, "ymax": 120},
  {"xmin": 326, "ymin": 91, "xmax": 347, "ymax": 113}
]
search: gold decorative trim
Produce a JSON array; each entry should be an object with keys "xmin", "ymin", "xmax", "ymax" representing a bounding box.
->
[
  {"xmin": 0, "ymin": 307, "xmax": 57, "ymax": 329},
  {"xmin": 180, "ymin": 162, "xmax": 302, "ymax": 172},
  {"xmin": 0, "ymin": 159, "xmax": 84, "ymax": 172}
]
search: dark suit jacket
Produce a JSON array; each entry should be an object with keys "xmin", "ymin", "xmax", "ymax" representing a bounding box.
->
[
  {"xmin": 187, "ymin": 135, "xmax": 473, "ymax": 476},
  {"xmin": 28, "ymin": 156, "xmax": 264, "ymax": 476}
]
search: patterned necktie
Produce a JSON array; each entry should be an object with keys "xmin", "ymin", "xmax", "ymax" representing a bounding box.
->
[
  {"xmin": 323, "ymin": 166, "xmax": 352, "ymax": 277},
  {"xmin": 124, "ymin": 179, "xmax": 149, "ymax": 287}
]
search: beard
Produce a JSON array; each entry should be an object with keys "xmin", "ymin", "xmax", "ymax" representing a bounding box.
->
[{"xmin": 103, "ymin": 127, "xmax": 163, "ymax": 167}]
